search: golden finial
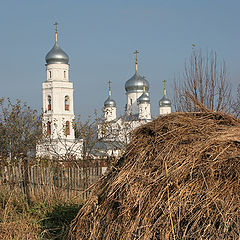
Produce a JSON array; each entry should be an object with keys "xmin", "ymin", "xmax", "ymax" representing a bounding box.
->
[
  {"xmin": 108, "ymin": 80, "xmax": 112, "ymax": 96},
  {"xmin": 133, "ymin": 50, "xmax": 139, "ymax": 72},
  {"xmin": 54, "ymin": 22, "xmax": 58, "ymax": 42},
  {"xmin": 163, "ymin": 80, "xmax": 166, "ymax": 96}
]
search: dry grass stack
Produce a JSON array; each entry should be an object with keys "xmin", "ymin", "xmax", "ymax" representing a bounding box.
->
[{"xmin": 68, "ymin": 112, "xmax": 240, "ymax": 240}]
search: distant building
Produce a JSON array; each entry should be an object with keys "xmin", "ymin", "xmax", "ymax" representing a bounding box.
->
[
  {"xmin": 97, "ymin": 51, "xmax": 172, "ymax": 157},
  {"xmin": 37, "ymin": 24, "xmax": 172, "ymax": 159}
]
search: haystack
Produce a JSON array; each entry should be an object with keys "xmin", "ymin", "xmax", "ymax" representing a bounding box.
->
[{"xmin": 68, "ymin": 112, "xmax": 240, "ymax": 240}]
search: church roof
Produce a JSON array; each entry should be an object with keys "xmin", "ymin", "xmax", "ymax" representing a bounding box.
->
[
  {"xmin": 94, "ymin": 140, "xmax": 124, "ymax": 151},
  {"xmin": 125, "ymin": 72, "xmax": 149, "ymax": 93},
  {"xmin": 138, "ymin": 92, "xmax": 150, "ymax": 104},
  {"xmin": 159, "ymin": 95, "xmax": 171, "ymax": 107},
  {"xmin": 104, "ymin": 96, "xmax": 116, "ymax": 107},
  {"xmin": 45, "ymin": 42, "xmax": 69, "ymax": 64}
]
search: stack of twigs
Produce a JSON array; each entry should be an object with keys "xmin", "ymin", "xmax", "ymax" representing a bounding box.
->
[{"xmin": 68, "ymin": 112, "xmax": 240, "ymax": 239}]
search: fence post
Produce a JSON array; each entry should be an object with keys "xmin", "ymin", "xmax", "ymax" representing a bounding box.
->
[{"xmin": 23, "ymin": 157, "xmax": 31, "ymax": 205}]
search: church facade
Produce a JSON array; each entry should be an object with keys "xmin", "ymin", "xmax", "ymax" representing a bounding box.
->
[
  {"xmin": 96, "ymin": 51, "xmax": 172, "ymax": 157},
  {"xmin": 37, "ymin": 24, "xmax": 172, "ymax": 159}
]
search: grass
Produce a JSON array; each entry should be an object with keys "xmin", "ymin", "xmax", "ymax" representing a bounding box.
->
[{"xmin": 0, "ymin": 186, "xmax": 83, "ymax": 240}]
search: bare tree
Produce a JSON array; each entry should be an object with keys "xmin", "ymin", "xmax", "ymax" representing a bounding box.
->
[
  {"xmin": 0, "ymin": 98, "xmax": 42, "ymax": 162},
  {"xmin": 73, "ymin": 110, "xmax": 108, "ymax": 160},
  {"xmin": 0, "ymin": 98, "xmax": 42, "ymax": 204},
  {"xmin": 75, "ymin": 110, "xmax": 141, "ymax": 160},
  {"xmin": 174, "ymin": 49, "xmax": 232, "ymax": 112}
]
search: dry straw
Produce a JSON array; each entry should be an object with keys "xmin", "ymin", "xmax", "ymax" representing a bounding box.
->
[{"xmin": 68, "ymin": 112, "xmax": 240, "ymax": 239}]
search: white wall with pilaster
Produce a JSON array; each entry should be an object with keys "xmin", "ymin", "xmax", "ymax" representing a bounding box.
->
[
  {"xmin": 139, "ymin": 103, "xmax": 151, "ymax": 120},
  {"xmin": 46, "ymin": 63, "xmax": 69, "ymax": 82},
  {"xmin": 126, "ymin": 91, "xmax": 149, "ymax": 115},
  {"xmin": 42, "ymin": 63, "xmax": 75, "ymax": 140},
  {"xmin": 159, "ymin": 106, "xmax": 171, "ymax": 115},
  {"xmin": 105, "ymin": 107, "xmax": 117, "ymax": 122}
]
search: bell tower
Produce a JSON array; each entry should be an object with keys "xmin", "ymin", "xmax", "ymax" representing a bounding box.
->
[
  {"xmin": 37, "ymin": 23, "xmax": 82, "ymax": 158},
  {"xmin": 42, "ymin": 22, "xmax": 75, "ymax": 140}
]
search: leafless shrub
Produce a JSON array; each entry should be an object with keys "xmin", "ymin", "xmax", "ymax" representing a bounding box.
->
[{"xmin": 174, "ymin": 49, "xmax": 232, "ymax": 113}]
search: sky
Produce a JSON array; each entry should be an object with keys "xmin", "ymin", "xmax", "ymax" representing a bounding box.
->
[{"xmin": 0, "ymin": 0, "xmax": 239, "ymax": 120}]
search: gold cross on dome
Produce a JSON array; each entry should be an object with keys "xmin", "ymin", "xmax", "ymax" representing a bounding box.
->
[
  {"xmin": 163, "ymin": 80, "xmax": 166, "ymax": 96},
  {"xmin": 133, "ymin": 50, "xmax": 139, "ymax": 72},
  {"xmin": 108, "ymin": 80, "xmax": 112, "ymax": 96}
]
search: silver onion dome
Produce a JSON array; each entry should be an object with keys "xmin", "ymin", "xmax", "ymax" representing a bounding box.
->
[
  {"xmin": 159, "ymin": 95, "xmax": 171, "ymax": 107},
  {"xmin": 138, "ymin": 92, "xmax": 150, "ymax": 104},
  {"xmin": 125, "ymin": 72, "xmax": 149, "ymax": 93},
  {"xmin": 45, "ymin": 42, "xmax": 69, "ymax": 64},
  {"xmin": 104, "ymin": 96, "xmax": 116, "ymax": 108}
]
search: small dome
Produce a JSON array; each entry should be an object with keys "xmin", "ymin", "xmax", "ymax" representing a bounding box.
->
[
  {"xmin": 125, "ymin": 72, "xmax": 149, "ymax": 93},
  {"xmin": 104, "ymin": 96, "xmax": 116, "ymax": 108},
  {"xmin": 159, "ymin": 95, "xmax": 171, "ymax": 107},
  {"xmin": 138, "ymin": 92, "xmax": 150, "ymax": 104},
  {"xmin": 45, "ymin": 42, "xmax": 69, "ymax": 64}
]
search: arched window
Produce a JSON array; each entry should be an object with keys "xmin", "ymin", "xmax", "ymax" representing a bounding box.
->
[
  {"xmin": 65, "ymin": 96, "xmax": 70, "ymax": 111},
  {"xmin": 48, "ymin": 96, "xmax": 51, "ymax": 111},
  {"xmin": 47, "ymin": 121, "xmax": 51, "ymax": 135},
  {"xmin": 49, "ymin": 71, "xmax": 52, "ymax": 79},
  {"xmin": 66, "ymin": 121, "xmax": 70, "ymax": 135},
  {"xmin": 130, "ymin": 98, "xmax": 133, "ymax": 105}
]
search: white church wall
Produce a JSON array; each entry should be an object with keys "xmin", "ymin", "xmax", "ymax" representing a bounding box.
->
[
  {"xmin": 36, "ymin": 139, "xmax": 83, "ymax": 159},
  {"xmin": 139, "ymin": 103, "xmax": 151, "ymax": 120},
  {"xmin": 160, "ymin": 106, "xmax": 171, "ymax": 115},
  {"xmin": 127, "ymin": 92, "xmax": 143, "ymax": 115},
  {"xmin": 46, "ymin": 63, "xmax": 69, "ymax": 82},
  {"xmin": 105, "ymin": 107, "xmax": 116, "ymax": 122}
]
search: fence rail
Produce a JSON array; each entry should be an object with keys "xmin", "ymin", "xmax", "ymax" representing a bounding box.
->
[{"xmin": 0, "ymin": 160, "xmax": 108, "ymax": 200}]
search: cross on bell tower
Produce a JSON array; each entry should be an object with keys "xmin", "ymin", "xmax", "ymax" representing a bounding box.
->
[
  {"xmin": 54, "ymin": 22, "xmax": 58, "ymax": 42},
  {"xmin": 133, "ymin": 50, "xmax": 139, "ymax": 72}
]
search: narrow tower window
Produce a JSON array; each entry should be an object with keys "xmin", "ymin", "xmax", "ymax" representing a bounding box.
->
[
  {"xmin": 130, "ymin": 99, "xmax": 133, "ymax": 105},
  {"xmin": 66, "ymin": 121, "xmax": 70, "ymax": 135},
  {"xmin": 64, "ymin": 71, "xmax": 66, "ymax": 79},
  {"xmin": 48, "ymin": 96, "xmax": 51, "ymax": 111},
  {"xmin": 49, "ymin": 71, "xmax": 52, "ymax": 79},
  {"xmin": 65, "ymin": 96, "xmax": 70, "ymax": 111},
  {"xmin": 47, "ymin": 121, "xmax": 51, "ymax": 135}
]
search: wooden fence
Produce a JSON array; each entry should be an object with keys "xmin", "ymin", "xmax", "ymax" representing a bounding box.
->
[{"xmin": 0, "ymin": 160, "xmax": 108, "ymax": 200}]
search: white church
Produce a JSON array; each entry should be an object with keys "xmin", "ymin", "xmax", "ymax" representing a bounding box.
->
[{"xmin": 36, "ymin": 24, "xmax": 172, "ymax": 159}]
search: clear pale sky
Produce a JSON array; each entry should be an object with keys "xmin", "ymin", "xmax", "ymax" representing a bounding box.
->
[{"xmin": 0, "ymin": 0, "xmax": 239, "ymax": 119}]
